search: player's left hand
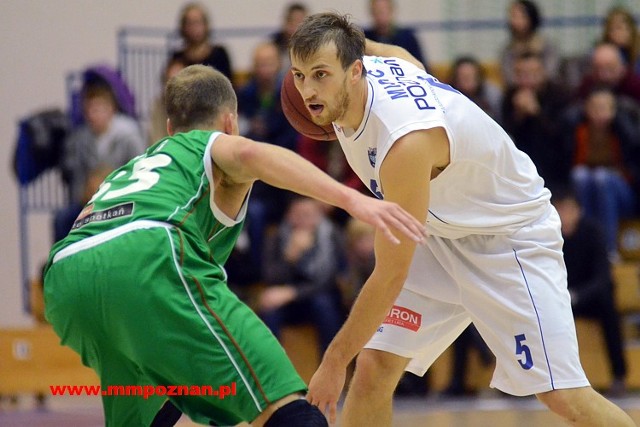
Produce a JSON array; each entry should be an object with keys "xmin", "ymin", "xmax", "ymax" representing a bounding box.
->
[
  {"xmin": 346, "ymin": 192, "xmax": 427, "ymax": 245},
  {"xmin": 306, "ymin": 359, "xmax": 346, "ymax": 424}
]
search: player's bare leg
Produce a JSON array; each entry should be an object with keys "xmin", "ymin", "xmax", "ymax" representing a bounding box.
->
[
  {"xmin": 341, "ymin": 349, "xmax": 410, "ymax": 427},
  {"xmin": 537, "ymin": 387, "xmax": 636, "ymax": 426}
]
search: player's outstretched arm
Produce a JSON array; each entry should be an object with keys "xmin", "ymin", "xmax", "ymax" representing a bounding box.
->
[
  {"xmin": 365, "ymin": 39, "xmax": 426, "ymax": 71},
  {"xmin": 210, "ymin": 134, "xmax": 426, "ymax": 244},
  {"xmin": 306, "ymin": 128, "xmax": 449, "ymax": 423}
]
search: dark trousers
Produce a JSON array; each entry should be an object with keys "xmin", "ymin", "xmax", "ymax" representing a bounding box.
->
[
  {"xmin": 572, "ymin": 294, "xmax": 627, "ymax": 379},
  {"xmin": 260, "ymin": 291, "xmax": 344, "ymax": 352}
]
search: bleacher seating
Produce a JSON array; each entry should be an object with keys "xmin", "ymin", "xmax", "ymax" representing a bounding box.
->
[
  {"xmin": 0, "ymin": 326, "xmax": 99, "ymax": 396},
  {"xmin": 10, "ymin": 15, "xmax": 640, "ymax": 401}
]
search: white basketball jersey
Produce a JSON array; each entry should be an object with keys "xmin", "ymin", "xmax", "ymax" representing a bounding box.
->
[{"xmin": 334, "ymin": 56, "xmax": 550, "ymax": 238}]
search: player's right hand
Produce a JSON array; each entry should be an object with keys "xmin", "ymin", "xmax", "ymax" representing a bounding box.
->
[
  {"xmin": 346, "ymin": 192, "xmax": 427, "ymax": 245},
  {"xmin": 306, "ymin": 359, "xmax": 346, "ymax": 424}
]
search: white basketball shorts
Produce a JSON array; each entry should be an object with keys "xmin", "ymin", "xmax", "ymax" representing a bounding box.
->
[{"xmin": 365, "ymin": 206, "xmax": 590, "ymax": 396}]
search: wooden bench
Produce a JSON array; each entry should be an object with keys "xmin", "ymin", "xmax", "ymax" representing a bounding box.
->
[
  {"xmin": 0, "ymin": 325, "xmax": 99, "ymax": 396},
  {"xmin": 575, "ymin": 318, "xmax": 640, "ymax": 390},
  {"xmin": 280, "ymin": 324, "xmax": 321, "ymax": 384},
  {"xmin": 613, "ymin": 261, "xmax": 640, "ymax": 314},
  {"xmin": 8, "ymin": 262, "xmax": 636, "ymax": 397},
  {"xmin": 619, "ymin": 220, "xmax": 640, "ymax": 262}
]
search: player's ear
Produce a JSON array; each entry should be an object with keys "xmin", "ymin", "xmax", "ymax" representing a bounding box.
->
[
  {"xmin": 223, "ymin": 112, "xmax": 239, "ymax": 136},
  {"xmin": 351, "ymin": 59, "xmax": 364, "ymax": 83},
  {"xmin": 166, "ymin": 118, "xmax": 174, "ymax": 136}
]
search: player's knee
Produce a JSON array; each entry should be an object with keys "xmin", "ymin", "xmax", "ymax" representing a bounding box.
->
[
  {"xmin": 537, "ymin": 389, "xmax": 571, "ymax": 415},
  {"xmin": 351, "ymin": 350, "xmax": 407, "ymax": 396},
  {"xmin": 536, "ymin": 388, "xmax": 591, "ymax": 421},
  {"xmin": 264, "ymin": 399, "xmax": 327, "ymax": 427}
]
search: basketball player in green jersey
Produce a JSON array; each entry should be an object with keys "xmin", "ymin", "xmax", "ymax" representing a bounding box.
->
[{"xmin": 43, "ymin": 65, "xmax": 426, "ymax": 427}]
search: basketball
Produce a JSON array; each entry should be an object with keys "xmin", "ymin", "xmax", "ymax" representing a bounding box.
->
[{"xmin": 280, "ymin": 71, "xmax": 337, "ymax": 141}]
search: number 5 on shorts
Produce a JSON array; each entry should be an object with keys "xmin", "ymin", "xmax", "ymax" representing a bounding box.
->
[{"xmin": 515, "ymin": 334, "xmax": 533, "ymax": 370}]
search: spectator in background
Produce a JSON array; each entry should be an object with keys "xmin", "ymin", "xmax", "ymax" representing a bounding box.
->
[
  {"xmin": 364, "ymin": 0, "xmax": 428, "ymax": 70},
  {"xmin": 339, "ymin": 218, "xmax": 375, "ymax": 310},
  {"xmin": 563, "ymin": 87, "xmax": 639, "ymax": 257},
  {"xmin": 502, "ymin": 52, "xmax": 572, "ymax": 188},
  {"xmin": 297, "ymin": 137, "xmax": 364, "ymax": 194},
  {"xmin": 271, "ymin": 2, "xmax": 308, "ymax": 68},
  {"xmin": 53, "ymin": 165, "xmax": 113, "ymax": 243},
  {"xmin": 146, "ymin": 57, "xmax": 186, "ymax": 146},
  {"xmin": 56, "ymin": 83, "xmax": 145, "ymax": 242},
  {"xmin": 297, "ymin": 136, "xmax": 366, "ymax": 225},
  {"xmin": 238, "ymin": 42, "xmax": 296, "ymax": 150},
  {"xmin": 499, "ymin": 0, "xmax": 559, "ymax": 86},
  {"xmin": 602, "ymin": 6, "xmax": 640, "ymax": 75},
  {"xmin": 551, "ymin": 186, "xmax": 628, "ymax": 397},
  {"xmin": 171, "ymin": 2, "xmax": 233, "ymax": 82},
  {"xmin": 237, "ymin": 41, "xmax": 300, "ymax": 273},
  {"xmin": 577, "ymin": 42, "xmax": 640, "ymax": 103},
  {"xmin": 448, "ymin": 56, "xmax": 503, "ymax": 123},
  {"xmin": 258, "ymin": 197, "xmax": 345, "ymax": 353}
]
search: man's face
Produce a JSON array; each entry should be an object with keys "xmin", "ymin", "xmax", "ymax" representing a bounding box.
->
[
  {"xmin": 285, "ymin": 9, "xmax": 306, "ymax": 37},
  {"xmin": 454, "ymin": 63, "xmax": 480, "ymax": 96},
  {"xmin": 585, "ymin": 91, "xmax": 616, "ymax": 129},
  {"xmin": 371, "ymin": 0, "xmax": 394, "ymax": 30},
  {"xmin": 84, "ymin": 96, "xmax": 115, "ymax": 135},
  {"xmin": 253, "ymin": 44, "xmax": 281, "ymax": 85},
  {"xmin": 514, "ymin": 57, "xmax": 545, "ymax": 91},
  {"xmin": 287, "ymin": 199, "xmax": 322, "ymax": 230},
  {"xmin": 593, "ymin": 45, "xmax": 626, "ymax": 86},
  {"xmin": 290, "ymin": 42, "xmax": 352, "ymax": 127}
]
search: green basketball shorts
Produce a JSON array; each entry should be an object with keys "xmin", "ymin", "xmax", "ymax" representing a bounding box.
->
[{"xmin": 44, "ymin": 220, "xmax": 307, "ymax": 426}]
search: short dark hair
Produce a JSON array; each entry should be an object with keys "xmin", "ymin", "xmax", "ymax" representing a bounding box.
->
[
  {"xmin": 165, "ymin": 64, "xmax": 236, "ymax": 133},
  {"xmin": 289, "ymin": 12, "xmax": 366, "ymax": 73},
  {"xmin": 451, "ymin": 56, "xmax": 486, "ymax": 80},
  {"xmin": 285, "ymin": 3, "xmax": 307, "ymax": 19},
  {"xmin": 82, "ymin": 83, "xmax": 117, "ymax": 108}
]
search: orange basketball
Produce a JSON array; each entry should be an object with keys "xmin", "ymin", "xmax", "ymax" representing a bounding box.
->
[{"xmin": 280, "ymin": 71, "xmax": 337, "ymax": 141}]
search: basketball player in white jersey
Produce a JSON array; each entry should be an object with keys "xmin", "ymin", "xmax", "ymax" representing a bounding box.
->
[{"xmin": 289, "ymin": 12, "xmax": 636, "ymax": 427}]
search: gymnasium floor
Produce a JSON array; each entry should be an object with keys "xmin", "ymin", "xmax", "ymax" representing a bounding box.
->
[{"xmin": 2, "ymin": 391, "xmax": 639, "ymax": 426}]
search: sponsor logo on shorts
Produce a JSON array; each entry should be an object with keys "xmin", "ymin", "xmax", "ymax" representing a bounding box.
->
[{"xmin": 383, "ymin": 305, "xmax": 421, "ymax": 331}]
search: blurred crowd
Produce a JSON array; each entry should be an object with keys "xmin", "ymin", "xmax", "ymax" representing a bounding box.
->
[{"xmin": 19, "ymin": 0, "xmax": 640, "ymax": 399}]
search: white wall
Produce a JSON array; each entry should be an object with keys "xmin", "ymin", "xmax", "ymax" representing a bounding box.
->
[{"xmin": 0, "ymin": 0, "xmax": 628, "ymax": 326}]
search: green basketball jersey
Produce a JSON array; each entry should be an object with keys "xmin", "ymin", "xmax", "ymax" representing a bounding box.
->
[{"xmin": 48, "ymin": 130, "xmax": 244, "ymax": 272}]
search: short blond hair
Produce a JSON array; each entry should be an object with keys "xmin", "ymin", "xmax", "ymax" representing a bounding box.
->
[{"xmin": 165, "ymin": 64, "xmax": 236, "ymax": 133}]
